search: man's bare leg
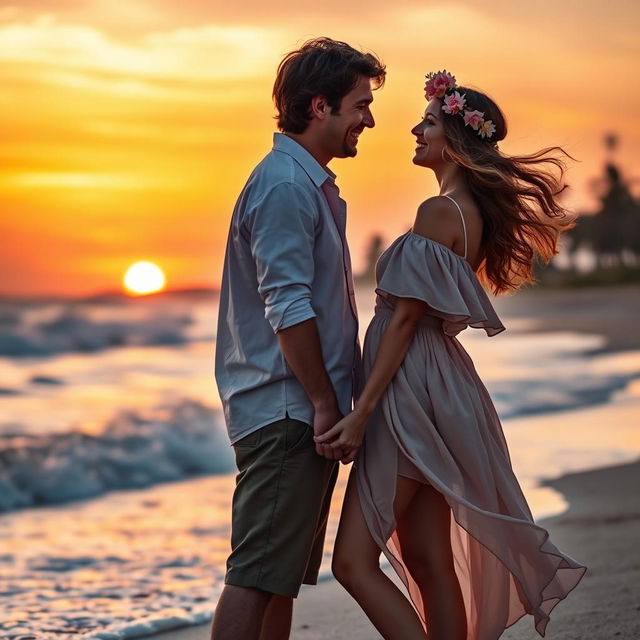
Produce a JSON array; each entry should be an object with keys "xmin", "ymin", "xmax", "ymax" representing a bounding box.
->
[
  {"xmin": 210, "ymin": 584, "xmax": 272, "ymax": 640},
  {"xmin": 259, "ymin": 594, "xmax": 293, "ymax": 640}
]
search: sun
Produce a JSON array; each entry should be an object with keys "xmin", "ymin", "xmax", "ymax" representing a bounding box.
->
[{"xmin": 123, "ymin": 261, "xmax": 166, "ymax": 295}]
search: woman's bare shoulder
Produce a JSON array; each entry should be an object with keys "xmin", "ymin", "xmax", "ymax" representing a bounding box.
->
[{"xmin": 412, "ymin": 196, "xmax": 463, "ymax": 249}]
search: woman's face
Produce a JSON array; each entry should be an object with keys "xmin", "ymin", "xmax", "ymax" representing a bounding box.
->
[{"xmin": 411, "ymin": 99, "xmax": 447, "ymax": 168}]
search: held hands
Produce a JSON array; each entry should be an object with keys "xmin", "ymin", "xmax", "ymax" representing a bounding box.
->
[
  {"xmin": 313, "ymin": 408, "xmax": 369, "ymax": 465},
  {"xmin": 312, "ymin": 402, "xmax": 345, "ymax": 461}
]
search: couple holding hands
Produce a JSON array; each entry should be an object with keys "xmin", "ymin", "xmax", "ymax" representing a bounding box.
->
[{"xmin": 213, "ymin": 37, "xmax": 585, "ymax": 640}]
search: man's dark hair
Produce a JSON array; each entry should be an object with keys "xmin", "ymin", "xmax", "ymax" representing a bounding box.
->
[{"xmin": 273, "ymin": 37, "xmax": 386, "ymax": 134}]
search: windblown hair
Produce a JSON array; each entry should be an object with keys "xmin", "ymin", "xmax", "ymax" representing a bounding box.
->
[
  {"xmin": 440, "ymin": 87, "xmax": 575, "ymax": 294},
  {"xmin": 273, "ymin": 37, "xmax": 386, "ymax": 134}
]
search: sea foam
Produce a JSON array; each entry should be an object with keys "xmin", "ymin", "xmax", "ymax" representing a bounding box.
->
[{"xmin": 0, "ymin": 401, "xmax": 234, "ymax": 512}]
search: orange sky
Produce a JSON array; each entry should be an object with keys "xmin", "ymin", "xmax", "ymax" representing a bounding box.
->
[{"xmin": 1, "ymin": 1, "xmax": 639, "ymax": 296}]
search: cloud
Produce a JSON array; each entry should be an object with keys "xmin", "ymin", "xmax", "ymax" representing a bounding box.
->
[
  {"xmin": 0, "ymin": 14, "xmax": 288, "ymax": 83},
  {"xmin": 0, "ymin": 13, "xmax": 287, "ymax": 179},
  {"xmin": 9, "ymin": 0, "xmax": 639, "ymax": 55},
  {"xmin": 0, "ymin": 171, "xmax": 187, "ymax": 191}
]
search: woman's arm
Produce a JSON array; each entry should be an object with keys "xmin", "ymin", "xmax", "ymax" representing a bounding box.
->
[
  {"xmin": 314, "ymin": 296, "xmax": 427, "ymax": 462},
  {"xmin": 318, "ymin": 198, "xmax": 461, "ymax": 462}
]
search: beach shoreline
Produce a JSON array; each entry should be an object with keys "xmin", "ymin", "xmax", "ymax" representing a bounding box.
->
[
  {"xmin": 2, "ymin": 285, "xmax": 638, "ymax": 638},
  {"xmin": 139, "ymin": 457, "xmax": 640, "ymax": 640},
  {"xmin": 491, "ymin": 284, "xmax": 640, "ymax": 354}
]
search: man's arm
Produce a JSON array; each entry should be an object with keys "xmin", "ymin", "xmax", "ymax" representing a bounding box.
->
[
  {"xmin": 277, "ymin": 319, "xmax": 342, "ymax": 460},
  {"xmin": 247, "ymin": 182, "xmax": 341, "ymax": 459}
]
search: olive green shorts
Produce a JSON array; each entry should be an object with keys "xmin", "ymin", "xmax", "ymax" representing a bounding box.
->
[{"xmin": 225, "ymin": 417, "xmax": 339, "ymax": 598}]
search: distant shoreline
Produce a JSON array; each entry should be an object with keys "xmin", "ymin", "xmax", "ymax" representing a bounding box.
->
[
  {"xmin": 0, "ymin": 286, "xmax": 220, "ymax": 304},
  {"xmin": 2, "ymin": 275, "xmax": 640, "ymax": 303}
]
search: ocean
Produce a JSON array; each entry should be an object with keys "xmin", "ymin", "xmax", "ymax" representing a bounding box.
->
[{"xmin": 1, "ymin": 288, "xmax": 639, "ymax": 639}]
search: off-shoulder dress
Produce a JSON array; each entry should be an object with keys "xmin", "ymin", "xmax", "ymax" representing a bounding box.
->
[{"xmin": 354, "ymin": 197, "xmax": 586, "ymax": 639}]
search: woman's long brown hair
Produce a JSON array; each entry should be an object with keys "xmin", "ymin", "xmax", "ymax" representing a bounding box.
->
[{"xmin": 441, "ymin": 87, "xmax": 575, "ymax": 294}]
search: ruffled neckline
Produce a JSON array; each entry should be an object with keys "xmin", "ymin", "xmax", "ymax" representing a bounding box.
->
[
  {"xmin": 375, "ymin": 231, "xmax": 505, "ymax": 337},
  {"xmin": 402, "ymin": 231, "xmax": 470, "ymax": 265}
]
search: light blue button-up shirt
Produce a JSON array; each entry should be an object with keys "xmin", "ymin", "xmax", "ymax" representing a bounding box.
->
[{"xmin": 215, "ymin": 133, "xmax": 361, "ymax": 445}]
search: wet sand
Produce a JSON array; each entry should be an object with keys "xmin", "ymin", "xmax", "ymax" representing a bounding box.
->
[{"xmin": 143, "ymin": 458, "xmax": 640, "ymax": 639}]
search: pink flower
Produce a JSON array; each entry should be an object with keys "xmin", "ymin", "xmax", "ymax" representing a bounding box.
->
[
  {"xmin": 478, "ymin": 119, "xmax": 496, "ymax": 139},
  {"xmin": 442, "ymin": 91, "xmax": 466, "ymax": 115},
  {"xmin": 425, "ymin": 70, "xmax": 457, "ymax": 100},
  {"xmin": 463, "ymin": 109, "xmax": 485, "ymax": 130}
]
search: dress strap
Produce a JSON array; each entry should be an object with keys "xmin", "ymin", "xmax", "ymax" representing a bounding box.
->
[{"xmin": 442, "ymin": 195, "xmax": 467, "ymax": 259}]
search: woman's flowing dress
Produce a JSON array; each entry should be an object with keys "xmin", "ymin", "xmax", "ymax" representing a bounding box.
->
[{"xmin": 355, "ymin": 231, "xmax": 586, "ymax": 639}]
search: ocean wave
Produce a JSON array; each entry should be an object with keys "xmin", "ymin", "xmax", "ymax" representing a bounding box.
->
[
  {"xmin": 0, "ymin": 401, "xmax": 235, "ymax": 513},
  {"xmin": 0, "ymin": 301, "xmax": 194, "ymax": 358},
  {"xmin": 489, "ymin": 372, "xmax": 639, "ymax": 419}
]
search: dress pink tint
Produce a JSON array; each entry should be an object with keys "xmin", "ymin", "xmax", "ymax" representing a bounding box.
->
[{"xmin": 355, "ymin": 232, "xmax": 586, "ymax": 638}]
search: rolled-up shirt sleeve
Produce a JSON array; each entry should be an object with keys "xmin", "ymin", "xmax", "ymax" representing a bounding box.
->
[{"xmin": 246, "ymin": 181, "xmax": 318, "ymax": 333}]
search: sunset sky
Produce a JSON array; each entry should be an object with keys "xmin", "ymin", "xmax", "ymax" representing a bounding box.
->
[{"xmin": 1, "ymin": 0, "xmax": 638, "ymax": 296}]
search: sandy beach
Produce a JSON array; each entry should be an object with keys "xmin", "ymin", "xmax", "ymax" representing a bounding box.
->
[
  {"xmin": 2, "ymin": 285, "xmax": 638, "ymax": 638},
  {"xmin": 142, "ymin": 458, "xmax": 640, "ymax": 640}
]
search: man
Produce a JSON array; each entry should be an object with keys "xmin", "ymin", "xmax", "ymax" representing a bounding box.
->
[{"xmin": 212, "ymin": 37, "xmax": 385, "ymax": 640}]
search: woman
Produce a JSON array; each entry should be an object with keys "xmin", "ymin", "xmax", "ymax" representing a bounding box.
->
[{"xmin": 314, "ymin": 71, "xmax": 586, "ymax": 640}]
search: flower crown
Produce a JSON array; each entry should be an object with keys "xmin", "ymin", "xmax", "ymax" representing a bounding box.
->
[{"xmin": 424, "ymin": 70, "xmax": 496, "ymax": 141}]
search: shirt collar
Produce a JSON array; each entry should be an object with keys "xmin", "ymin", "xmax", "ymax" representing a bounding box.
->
[{"xmin": 273, "ymin": 132, "xmax": 336, "ymax": 187}]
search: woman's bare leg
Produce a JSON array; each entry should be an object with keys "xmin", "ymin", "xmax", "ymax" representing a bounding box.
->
[
  {"xmin": 397, "ymin": 484, "xmax": 467, "ymax": 640},
  {"xmin": 331, "ymin": 471, "xmax": 428, "ymax": 640}
]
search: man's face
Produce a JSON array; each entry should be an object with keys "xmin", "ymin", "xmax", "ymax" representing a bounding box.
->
[{"xmin": 324, "ymin": 75, "xmax": 375, "ymax": 159}]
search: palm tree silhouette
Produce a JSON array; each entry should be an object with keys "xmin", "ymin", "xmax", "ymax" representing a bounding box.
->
[{"xmin": 567, "ymin": 133, "xmax": 640, "ymax": 269}]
